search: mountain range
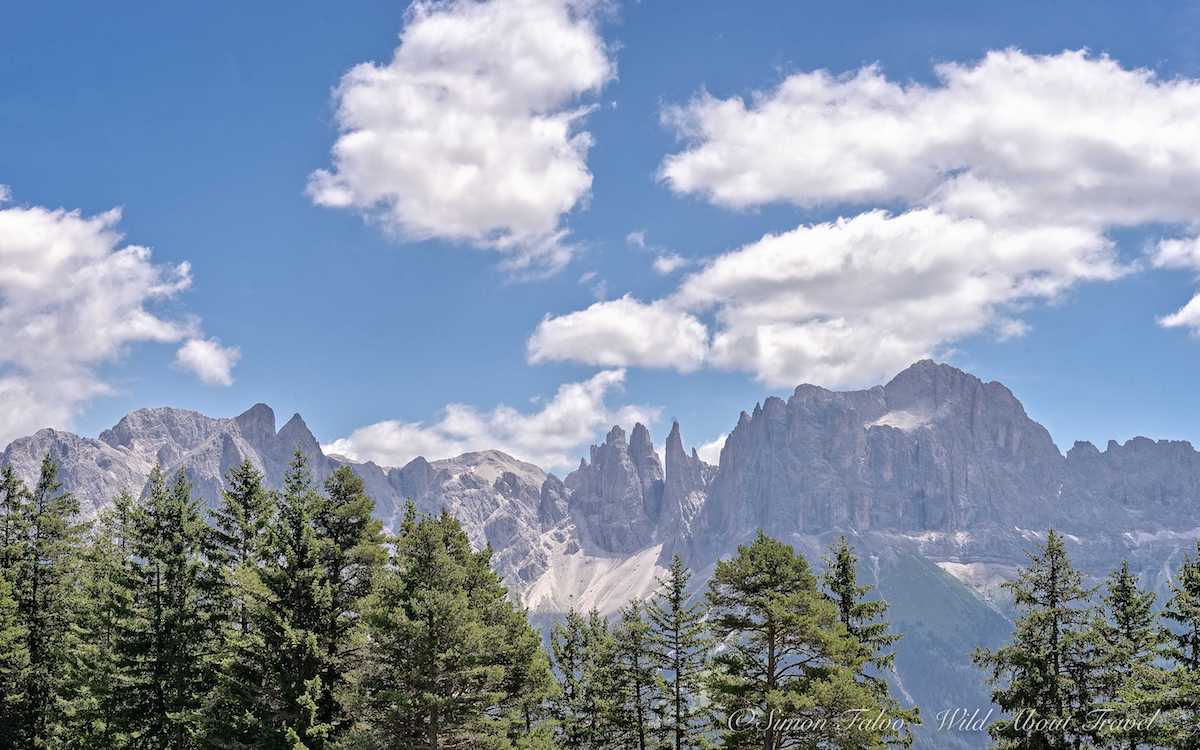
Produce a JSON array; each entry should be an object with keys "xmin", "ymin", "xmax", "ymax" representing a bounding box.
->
[{"xmin": 5, "ymin": 359, "xmax": 1199, "ymax": 750}]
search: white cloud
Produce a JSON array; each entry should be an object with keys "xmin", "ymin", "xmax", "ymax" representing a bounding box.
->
[
  {"xmin": 527, "ymin": 295, "xmax": 709, "ymax": 372},
  {"xmin": 0, "ymin": 185, "xmax": 10, "ymax": 204},
  {"xmin": 695, "ymin": 433, "xmax": 726, "ymax": 465},
  {"xmin": 995, "ymin": 318, "xmax": 1031, "ymax": 341},
  {"xmin": 625, "ymin": 230, "xmax": 647, "ymax": 248},
  {"xmin": 660, "ymin": 49, "xmax": 1200, "ymax": 228},
  {"xmin": 174, "ymin": 338, "xmax": 241, "ymax": 386},
  {"xmin": 307, "ymin": 0, "xmax": 614, "ymax": 274},
  {"xmin": 652, "ymin": 253, "xmax": 690, "ymax": 275},
  {"xmin": 526, "ymin": 49, "xmax": 1200, "ymax": 387},
  {"xmin": 674, "ymin": 210, "xmax": 1120, "ymax": 386},
  {"xmin": 0, "ymin": 196, "xmax": 225, "ymax": 445},
  {"xmin": 1153, "ymin": 235, "xmax": 1200, "ymax": 271},
  {"xmin": 1159, "ymin": 294, "xmax": 1200, "ymax": 333},
  {"xmin": 323, "ymin": 369, "xmax": 659, "ymax": 471},
  {"xmin": 1152, "ymin": 235, "xmax": 1200, "ymax": 333}
]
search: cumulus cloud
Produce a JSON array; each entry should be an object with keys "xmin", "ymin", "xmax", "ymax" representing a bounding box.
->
[
  {"xmin": 530, "ymin": 50, "xmax": 1200, "ymax": 388},
  {"xmin": 307, "ymin": 0, "xmax": 614, "ymax": 274},
  {"xmin": 0, "ymin": 195, "xmax": 226, "ymax": 445},
  {"xmin": 322, "ymin": 369, "xmax": 659, "ymax": 471},
  {"xmin": 674, "ymin": 210, "xmax": 1120, "ymax": 385},
  {"xmin": 527, "ymin": 295, "xmax": 709, "ymax": 372},
  {"xmin": 174, "ymin": 338, "xmax": 241, "ymax": 386},
  {"xmin": 660, "ymin": 49, "xmax": 1200, "ymax": 227}
]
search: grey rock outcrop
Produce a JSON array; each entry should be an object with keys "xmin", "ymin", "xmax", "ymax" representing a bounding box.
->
[
  {"xmin": 660, "ymin": 421, "xmax": 714, "ymax": 543},
  {"xmin": 564, "ymin": 424, "xmax": 665, "ymax": 553}
]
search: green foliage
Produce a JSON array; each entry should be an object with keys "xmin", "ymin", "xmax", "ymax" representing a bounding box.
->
[
  {"xmin": 1161, "ymin": 545, "xmax": 1200, "ymax": 749},
  {"xmin": 114, "ymin": 469, "xmax": 223, "ymax": 749},
  {"xmin": 63, "ymin": 492, "xmax": 135, "ymax": 749},
  {"xmin": 975, "ymin": 529, "xmax": 1098, "ymax": 750},
  {"xmin": 646, "ymin": 553, "xmax": 709, "ymax": 750},
  {"xmin": 13, "ymin": 456, "xmax": 86, "ymax": 747},
  {"xmin": 0, "ymin": 568, "xmax": 29, "ymax": 748},
  {"xmin": 248, "ymin": 452, "xmax": 335, "ymax": 748},
  {"xmin": 821, "ymin": 536, "xmax": 918, "ymax": 744},
  {"xmin": 352, "ymin": 504, "xmax": 549, "ymax": 749},
  {"xmin": 707, "ymin": 530, "xmax": 913, "ymax": 750},
  {"xmin": 1087, "ymin": 560, "xmax": 1168, "ymax": 749},
  {"xmin": 611, "ymin": 598, "xmax": 660, "ymax": 750}
]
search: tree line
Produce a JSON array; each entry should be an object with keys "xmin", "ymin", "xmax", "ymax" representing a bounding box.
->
[
  {"xmin": 974, "ymin": 529, "xmax": 1200, "ymax": 750},
  {"xmin": 0, "ymin": 453, "xmax": 919, "ymax": 749}
]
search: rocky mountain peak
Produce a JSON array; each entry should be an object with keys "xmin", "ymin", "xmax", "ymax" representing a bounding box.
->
[
  {"xmin": 277, "ymin": 413, "xmax": 318, "ymax": 454},
  {"xmin": 567, "ymin": 422, "xmax": 664, "ymax": 553},
  {"xmin": 234, "ymin": 403, "xmax": 277, "ymax": 446}
]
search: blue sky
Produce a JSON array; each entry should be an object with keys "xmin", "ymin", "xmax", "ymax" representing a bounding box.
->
[{"xmin": 3, "ymin": 0, "xmax": 1200, "ymax": 471}]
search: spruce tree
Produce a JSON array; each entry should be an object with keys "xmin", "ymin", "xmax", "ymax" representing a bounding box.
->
[
  {"xmin": 646, "ymin": 553, "xmax": 708, "ymax": 750},
  {"xmin": 496, "ymin": 601, "xmax": 557, "ymax": 741},
  {"xmin": 251, "ymin": 452, "xmax": 331, "ymax": 749},
  {"xmin": 707, "ymin": 530, "xmax": 913, "ymax": 750},
  {"xmin": 1088, "ymin": 561, "xmax": 1166, "ymax": 750},
  {"xmin": 0, "ymin": 464, "xmax": 27, "ymax": 573},
  {"xmin": 312, "ymin": 466, "xmax": 386, "ymax": 740},
  {"xmin": 13, "ymin": 455, "xmax": 84, "ymax": 747},
  {"xmin": 821, "ymin": 536, "xmax": 918, "ymax": 740},
  {"xmin": 550, "ymin": 607, "xmax": 595, "ymax": 749},
  {"xmin": 210, "ymin": 460, "xmax": 273, "ymax": 634},
  {"xmin": 355, "ymin": 506, "xmax": 549, "ymax": 749},
  {"xmin": 65, "ymin": 493, "xmax": 135, "ymax": 749},
  {"xmin": 1162, "ymin": 546, "xmax": 1200, "ymax": 749},
  {"xmin": 822, "ymin": 536, "xmax": 901, "ymax": 676},
  {"xmin": 0, "ymin": 465, "xmax": 28, "ymax": 749},
  {"xmin": 115, "ymin": 469, "xmax": 222, "ymax": 749},
  {"xmin": 205, "ymin": 460, "xmax": 274, "ymax": 749},
  {"xmin": 612, "ymin": 599, "xmax": 659, "ymax": 750},
  {"xmin": 974, "ymin": 529, "xmax": 1097, "ymax": 750},
  {"xmin": 0, "ymin": 569, "xmax": 28, "ymax": 749}
]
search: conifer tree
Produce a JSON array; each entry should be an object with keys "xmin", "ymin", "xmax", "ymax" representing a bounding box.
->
[
  {"xmin": 822, "ymin": 536, "xmax": 901, "ymax": 676},
  {"xmin": 707, "ymin": 530, "xmax": 913, "ymax": 750},
  {"xmin": 13, "ymin": 455, "xmax": 84, "ymax": 747},
  {"xmin": 821, "ymin": 536, "xmax": 919, "ymax": 739},
  {"xmin": 587, "ymin": 609, "xmax": 630, "ymax": 748},
  {"xmin": 646, "ymin": 553, "xmax": 708, "ymax": 750},
  {"xmin": 251, "ymin": 452, "xmax": 331, "ymax": 749},
  {"xmin": 0, "ymin": 464, "xmax": 28, "ymax": 749},
  {"xmin": 355, "ymin": 506, "xmax": 550, "ymax": 749},
  {"xmin": 974, "ymin": 529, "xmax": 1098, "ymax": 750},
  {"xmin": 65, "ymin": 492, "xmax": 134, "ymax": 749},
  {"xmin": 496, "ymin": 601, "xmax": 557, "ymax": 740},
  {"xmin": 0, "ymin": 570, "xmax": 28, "ymax": 749},
  {"xmin": 205, "ymin": 460, "xmax": 274, "ymax": 748},
  {"xmin": 1088, "ymin": 561, "xmax": 1166, "ymax": 750},
  {"xmin": 312, "ymin": 466, "xmax": 386, "ymax": 740},
  {"xmin": 551, "ymin": 607, "xmax": 596, "ymax": 749},
  {"xmin": 612, "ymin": 598, "xmax": 660, "ymax": 750},
  {"xmin": 0, "ymin": 464, "xmax": 27, "ymax": 573},
  {"xmin": 1161, "ymin": 546, "xmax": 1200, "ymax": 749},
  {"xmin": 210, "ymin": 460, "xmax": 273, "ymax": 634},
  {"xmin": 115, "ymin": 469, "xmax": 222, "ymax": 749}
]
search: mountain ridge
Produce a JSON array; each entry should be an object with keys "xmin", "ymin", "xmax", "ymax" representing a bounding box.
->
[{"xmin": 6, "ymin": 360, "xmax": 1200, "ymax": 750}]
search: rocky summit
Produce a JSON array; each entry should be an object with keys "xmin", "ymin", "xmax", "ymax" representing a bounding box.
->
[{"xmin": 6, "ymin": 359, "xmax": 1200, "ymax": 750}]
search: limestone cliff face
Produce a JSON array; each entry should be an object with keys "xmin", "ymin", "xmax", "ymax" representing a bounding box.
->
[
  {"xmin": 660, "ymin": 421, "xmax": 714, "ymax": 543},
  {"xmin": 564, "ymin": 424, "xmax": 665, "ymax": 553},
  {"xmin": 699, "ymin": 360, "xmax": 1071, "ymax": 546}
]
